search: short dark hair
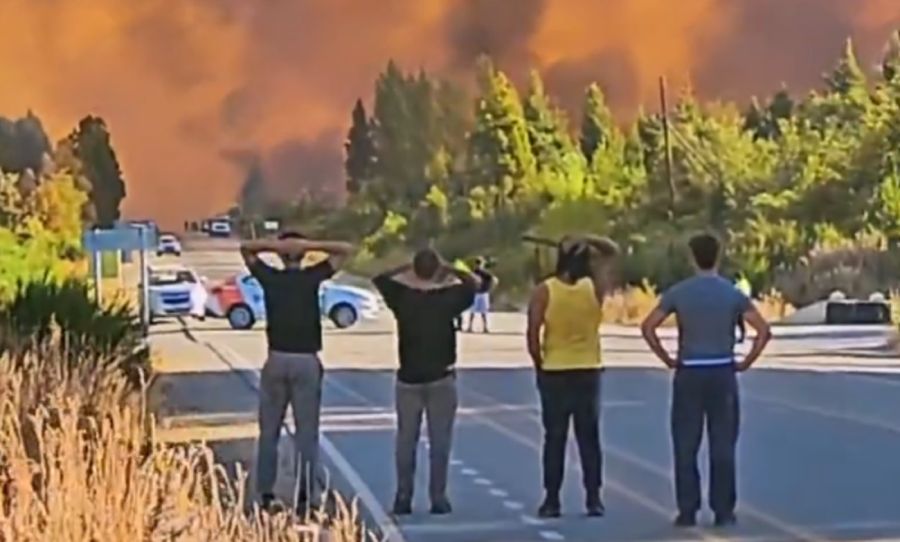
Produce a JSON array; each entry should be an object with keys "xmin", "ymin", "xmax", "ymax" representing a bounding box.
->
[
  {"xmin": 278, "ymin": 230, "xmax": 306, "ymax": 241},
  {"xmin": 688, "ymin": 233, "xmax": 721, "ymax": 270},
  {"xmin": 555, "ymin": 239, "xmax": 591, "ymax": 280},
  {"xmin": 412, "ymin": 248, "xmax": 441, "ymax": 279}
]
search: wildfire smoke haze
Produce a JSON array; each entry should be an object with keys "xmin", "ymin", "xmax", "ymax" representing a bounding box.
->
[{"xmin": 0, "ymin": 0, "xmax": 898, "ymax": 226}]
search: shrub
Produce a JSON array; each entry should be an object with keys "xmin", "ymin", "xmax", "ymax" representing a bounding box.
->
[{"xmin": 0, "ymin": 277, "xmax": 148, "ymax": 386}]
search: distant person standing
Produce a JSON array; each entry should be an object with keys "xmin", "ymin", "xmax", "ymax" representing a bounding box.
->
[
  {"xmin": 468, "ymin": 257, "xmax": 497, "ymax": 333},
  {"xmin": 641, "ymin": 233, "xmax": 771, "ymax": 528},
  {"xmin": 240, "ymin": 232, "xmax": 354, "ymax": 513},
  {"xmin": 452, "ymin": 258, "xmax": 471, "ymax": 331},
  {"xmin": 527, "ymin": 235, "xmax": 619, "ymax": 518},
  {"xmin": 373, "ymin": 249, "xmax": 479, "ymax": 516},
  {"xmin": 734, "ymin": 275, "xmax": 752, "ymax": 343}
]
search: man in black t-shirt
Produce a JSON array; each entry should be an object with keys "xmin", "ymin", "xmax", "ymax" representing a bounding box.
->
[
  {"xmin": 467, "ymin": 257, "xmax": 497, "ymax": 333},
  {"xmin": 373, "ymin": 248, "xmax": 479, "ymax": 516},
  {"xmin": 240, "ymin": 231, "xmax": 353, "ymax": 513}
]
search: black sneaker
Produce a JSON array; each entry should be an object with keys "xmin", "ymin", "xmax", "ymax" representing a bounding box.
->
[
  {"xmin": 714, "ymin": 513, "xmax": 737, "ymax": 527},
  {"xmin": 430, "ymin": 499, "xmax": 453, "ymax": 515},
  {"xmin": 261, "ymin": 494, "xmax": 284, "ymax": 514},
  {"xmin": 537, "ymin": 498, "xmax": 561, "ymax": 518},
  {"xmin": 586, "ymin": 497, "xmax": 605, "ymax": 517},
  {"xmin": 392, "ymin": 497, "xmax": 412, "ymax": 516},
  {"xmin": 674, "ymin": 512, "xmax": 697, "ymax": 527}
]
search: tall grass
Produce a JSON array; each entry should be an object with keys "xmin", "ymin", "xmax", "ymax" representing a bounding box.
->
[{"xmin": 0, "ymin": 351, "xmax": 373, "ymax": 542}]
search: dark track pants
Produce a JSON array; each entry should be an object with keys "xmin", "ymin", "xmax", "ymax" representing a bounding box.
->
[
  {"xmin": 671, "ymin": 366, "xmax": 740, "ymax": 516},
  {"xmin": 537, "ymin": 369, "xmax": 603, "ymax": 497}
]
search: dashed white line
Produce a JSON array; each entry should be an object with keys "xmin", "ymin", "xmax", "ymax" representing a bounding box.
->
[
  {"xmin": 539, "ymin": 529, "xmax": 565, "ymax": 541},
  {"xmin": 461, "ymin": 467, "xmax": 479, "ymax": 476},
  {"xmin": 489, "ymin": 488, "xmax": 509, "ymax": 498},
  {"xmin": 474, "ymin": 477, "xmax": 492, "ymax": 486},
  {"xmin": 503, "ymin": 500, "xmax": 525, "ymax": 511},
  {"xmin": 449, "ymin": 459, "xmax": 463, "ymax": 466},
  {"xmin": 520, "ymin": 514, "xmax": 544, "ymax": 526}
]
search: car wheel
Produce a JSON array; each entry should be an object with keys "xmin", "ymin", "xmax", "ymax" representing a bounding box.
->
[
  {"xmin": 227, "ymin": 304, "xmax": 255, "ymax": 330},
  {"xmin": 329, "ymin": 303, "xmax": 358, "ymax": 329}
]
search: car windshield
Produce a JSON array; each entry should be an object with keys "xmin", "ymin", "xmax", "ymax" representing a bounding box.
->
[
  {"xmin": 159, "ymin": 235, "xmax": 177, "ymax": 243},
  {"xmin": 150, "ymin": 270, "xmax": 195, "ymax": 286}
]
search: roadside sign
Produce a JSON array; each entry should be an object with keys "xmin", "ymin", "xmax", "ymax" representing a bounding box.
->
[
  {"xmin": 263, "ymin": 220, "xmax": 280, "ymax": 232},
  {"xmin": 83, "ymin": 226, "xmax": 157, "ymax": 252}
]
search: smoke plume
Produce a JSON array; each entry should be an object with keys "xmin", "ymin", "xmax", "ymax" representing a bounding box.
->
[{"xmin": 0, "ymin": 0, "xmax": 896, "ymax": 226}]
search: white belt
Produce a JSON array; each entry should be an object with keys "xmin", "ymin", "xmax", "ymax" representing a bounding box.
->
[{"xmin": 681, "ymin": 357, "xmax": 734, "ymax": 367}]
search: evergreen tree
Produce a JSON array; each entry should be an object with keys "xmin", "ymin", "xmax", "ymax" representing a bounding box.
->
[
  {"xmin": 66, "ymin": 116, "xmax": 126, "ymax": 228},
  {"xmin": 344, "ymin": 99, "xmax": 376, "ymax": 195},
  {"xmin": 0, "ymin": 111, "xmax": 52, "ymax": 175},
  {"xmin": 883, "ymin": 30, "xmax": 900, "ymax": 84},
  {"xmin": 825, "ymin": 39, "xmax": 869, "ymax": 102},
  {"xmin": 524, "ymin": 71, "xmax": 576, "ymax": 171},
  {"xmin": 468, "ymin": 58, "xmax": 536, "ymax": 206},
  {"xmin": 579, "ymin": 83, "xmax": 616, "ymax": 163}
]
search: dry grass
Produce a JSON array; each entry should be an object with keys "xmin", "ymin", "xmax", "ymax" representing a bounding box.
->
[
  {"xmin": 0, "ymin": 352, "xmax": 373, "ymax": 542},
  {"xmin": 603, "ymin": 280, "xmax": 667, "ymax": 326},
  {"xmin": 602, "ymin": 282, "xmax": 795, "ymax": 326}
]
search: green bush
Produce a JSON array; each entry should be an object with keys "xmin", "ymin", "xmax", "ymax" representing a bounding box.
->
[{"xmin": 0, "ymin": 277, "xmax": 149, "ymax": 387}]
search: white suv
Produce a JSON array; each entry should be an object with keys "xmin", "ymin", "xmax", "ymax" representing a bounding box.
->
[{"xmin": 209, "ymin": 220, "xmax": 232, "ymax": 237}]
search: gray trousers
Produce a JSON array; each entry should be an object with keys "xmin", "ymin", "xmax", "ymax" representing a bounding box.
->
[
  {"xmin": 395, "ymin": 374, "xmax": 458, "ymax": 503},
  {"xmin": 671, "ymin": 366, "xmax": 740, "ymax": 516},
  {"xmin": 256, "ymin": 350, "xmax": 322, "ymax": 504}
]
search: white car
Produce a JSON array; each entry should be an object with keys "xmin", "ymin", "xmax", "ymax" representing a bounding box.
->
[
  {"xmin": 156, "ymin": 234, "xmax": 182, "ymax": 256},
  {"xmin": 148, "ymin": 265, "xmax": 208, "ymax": 323},
  {"xmin": 208, "ymin": 219, "xmax": 232, "ymax": 238}
]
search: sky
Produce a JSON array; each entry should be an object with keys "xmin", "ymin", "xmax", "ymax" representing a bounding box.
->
[{"xmin": 0, "ymin": 0, "xmax": 898, "ymax": 227}]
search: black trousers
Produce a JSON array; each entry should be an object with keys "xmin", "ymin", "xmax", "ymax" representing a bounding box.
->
[
  {"xmin": 537, "ymin": 369, "xmax": 603, "ymax": 497},
  {"xmin": 671, "ymin": 366, "xmax": 740, "ymax": 516}
]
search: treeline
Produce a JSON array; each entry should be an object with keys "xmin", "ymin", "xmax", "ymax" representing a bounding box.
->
[
  {"xmin": 257, "ymin": 34, "xmax": 900, "ymax": 303},
  {"xmin": 0, "ymin": 112, "xmax": 126, "ymax": 296}
]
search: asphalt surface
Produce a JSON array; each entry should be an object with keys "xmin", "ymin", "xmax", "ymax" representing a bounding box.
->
[{"xmin": 148, "ymin": 236, "xmax": 900, "ymax": 542}]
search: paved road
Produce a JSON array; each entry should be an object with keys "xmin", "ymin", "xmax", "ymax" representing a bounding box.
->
[{"xmin": 149, "ymin": 238, "xmax": 900, "ymax": 542}]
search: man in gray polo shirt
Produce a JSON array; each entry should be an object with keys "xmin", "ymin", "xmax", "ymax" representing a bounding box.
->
[{"xmin": 641, "ymin": 233, "xmax": 771, "ymax": 528}]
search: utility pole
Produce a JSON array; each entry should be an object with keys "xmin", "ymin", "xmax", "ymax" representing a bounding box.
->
[{"xmin": 659, "ymin": 76, "xmax": 677, "ymax": 217}]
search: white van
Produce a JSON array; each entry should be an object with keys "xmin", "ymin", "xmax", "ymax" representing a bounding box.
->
[{"xmin": 208, "ymin": 219, "xmax": 232, "ymax": 237}]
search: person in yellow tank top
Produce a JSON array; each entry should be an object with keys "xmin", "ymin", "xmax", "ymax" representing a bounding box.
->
[{"xmin": 526, "ymin": 234, "xmax": 619, "ymax": 518}]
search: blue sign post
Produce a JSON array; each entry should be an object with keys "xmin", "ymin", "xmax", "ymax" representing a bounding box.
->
[{"xmin": 83, "ymin": 224, "xmax": 157, "ymax": 335}]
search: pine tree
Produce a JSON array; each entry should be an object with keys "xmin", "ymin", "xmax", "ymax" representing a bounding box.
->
[
  {"xmin": 883, "ymin": 30, "xmax": 900, "ymax": 84},
  {"xmin": 66, "ymin": 116, "xmax": 126, "ymax": 228},
  {"xmin": 523, "ymin": 70, "xmax": 576, "ymax": 172},
  {"xmin": 344, "ymin": 99, "xmax": 376, "ymax": 195},
  {"xmin": 468, "ymin": 58, "xmax": 536, "ymax": 205},
  {"xmin": 825, "ymin": 39, "xmax": 868, "ymax": 101},
  {"xmin": 579, "ymin": 83, "xmax": 616, "ymax": 163}
]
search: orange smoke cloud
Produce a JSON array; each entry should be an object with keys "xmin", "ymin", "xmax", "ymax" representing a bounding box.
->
[{"xmin": 0, "ymin": 0, "xmax": 896, "ymax": 227}]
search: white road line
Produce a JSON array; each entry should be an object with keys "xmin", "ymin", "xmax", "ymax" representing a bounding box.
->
[
  {"xmin": 460, "ymin": 467, "xmax": 479, "ymax": 476},
  {"xmin": 489, "ymin": 488, "xmax": 509, "ymax": 498},
  {"xmin": 474, "ymin": 477, "xmax": 492, "ymax": 486},
  {"xmin": 398, "ymin": 520, "xmax": 532, "ymax": 534},
  {"xmin": 210, "ymin": 342, "xmax": 406, "ymax": 542},
  {"xmin": 538, "ymin": 530, "xmax": 565, "ymax": 541},
  {"xmin": 503, "ymin": 500, "xmax": 525, "ymax": 511},
  {"xmin": 519, "ymin": 514, "xmax": 544, "ymax": 526},
  {"xmin": 449, "ymin": 459, "xmax": 463, "ymax": 466}
]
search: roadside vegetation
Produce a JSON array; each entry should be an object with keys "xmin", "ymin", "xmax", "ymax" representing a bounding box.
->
[
  {"xmin": 0, "ymin": 279, "xmax": 373, "ymax": 542},
  {"xmin": 0, "ymin": 114, "xmax": 372, "ymax": 540},
  {"xmin": 240, "ymin": 31, "xmax": 900, "ymax": 308}
]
